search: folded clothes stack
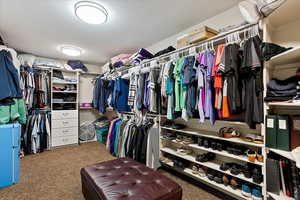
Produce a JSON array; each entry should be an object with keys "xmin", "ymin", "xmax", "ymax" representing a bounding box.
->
[{"xmin": 264, "ymin": 76, "xmax": 298, "ymax": 102}]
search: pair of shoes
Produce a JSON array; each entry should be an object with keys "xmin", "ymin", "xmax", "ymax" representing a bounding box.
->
[
  {"xmin": 242, "ymin": 185, "xmax": 263, "ymax": 200},
  {"xmin": 163, "ymin": 132, "xmax": 176, "ymax": 140},
  {"xmin": 222, "ymin": 175, "xmax": 240, "ymax": 189},
  {"xmin": 160, "ymin": 156, "xmax": 171, "ymax": 163},
  {"xmin": 173, "ymin": 159, "xmax": 188, "ymax": 169},
  {"xmin": 211, "ymin": 141, "xmax": 225, "ymax": 151},
  {"xmin": 191, "ymin": 164, "xmax": 207, "ymax": 177},
  {"xmin": 242, "ymin": 163, "xmax": 253, "ymax": 178},
  {"xmin": 226, "ymin": 144, "xmax": 246, "ymax": 156},
  {"xmin": 182, "ymin": 137, "xmax": 194, "ymax": 145},
  {"xmin": 195, "ymin": 153, "xmax": 216, "ymax": 163},
  {"xmin": 218, "ymin": 127, "xmax": 241, "ymax": 138},
  {"xmin": 214, "ymin": 172, "xmax": 223, "ymax": 184},
  {"xmin": 172, "ymin": 123, "xmax": 186, "ymax": 129},
  {"xmin": 246, "ymin": 149, "xmax": 264, "ymax": 163},
  {"xmin": 176, "ymin": 148, "xmax": 192, "ymax": 156},
  {"xmin": 220, "ymin": 162, "xmax": 243, "ymax": 175},
  {"xmin": 176, "ymin": 135, "xmax": 184, "ymax": 143}
]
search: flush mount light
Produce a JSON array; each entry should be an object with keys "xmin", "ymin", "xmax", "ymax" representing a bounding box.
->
[
  {"xmin": 60, "ymin": 46, "xmax": 82, "ymax": 56},
  {"xmin": 75, "ymin": 1, "xmax": 108, "ymax": 24}
]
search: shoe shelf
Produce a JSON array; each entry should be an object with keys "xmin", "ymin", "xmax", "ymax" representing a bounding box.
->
[
  {"xmin": 161, "ymin": 127, "xmax": 263, "ymax": 148},
  {"xmin": 160, "ymin": 147, "xmax": 263, "ymax": 187},
  {"xmin": 267, "ymin": 148, "xmax": 294, "ymax": 161},
  {"xmin": 160, "ymin": 160, "xmax": 252, "ymax": 200},
  {"xmin": 267, "ymin": 192, "xmax": 295, "ymax": 200},
  {"xmin": 160, "ymin": 137, "xmax": 263, "ymax": 166}
]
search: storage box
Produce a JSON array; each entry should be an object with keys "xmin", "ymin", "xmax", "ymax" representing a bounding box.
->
[{"xmin": 176, "ymin": 26, "xmax": 218, "ymax": 49}]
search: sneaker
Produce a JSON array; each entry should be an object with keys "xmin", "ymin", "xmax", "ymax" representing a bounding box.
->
[
  {"xmin": 177, "ymin": 148, "xmax": 192, "ymax": 156},
  {"xmin": 192, "ymin": 164, "xmax": 200, "ymax": 174},
  {"xmin": 252, "ymin": 188, "xmax": 263, "ymax": 200},
  {"xmin": 242, "ymin": 184, "xmax": 252, "ymax": 197},
  {"xmin": 223, "ymin": 175, "xmax": 230, "ymax": 186}
]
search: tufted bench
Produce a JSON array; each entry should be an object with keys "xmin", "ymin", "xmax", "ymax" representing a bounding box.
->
[{"xmin": 80, "ymin": 158, "xmax": 182, "ymax": 200}]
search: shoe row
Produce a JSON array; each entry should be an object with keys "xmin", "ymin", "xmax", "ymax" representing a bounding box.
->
[
  {"xmin": 192, "ymin": 165, "xmax": 263, "ymax": 200},
  {"xmin": 219, "ymin": 162, "xmax": 263, "ymax": 184},
  {"xmin": 198, "ymin": 137, "xmax": 263, "ymax": 163}
]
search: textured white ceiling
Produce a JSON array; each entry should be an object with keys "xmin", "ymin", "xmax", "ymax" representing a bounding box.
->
[{"xmin": 0, "ymin": 0, "xmax": 240, "ymax": 64}]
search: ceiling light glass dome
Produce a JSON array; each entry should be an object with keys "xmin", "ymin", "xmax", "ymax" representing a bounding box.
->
[
  {"xmin": 75, "ymin": 1, "xmax": 108, "ymax": 24},
  {"xmin": 60, "ymin": 46, "xmax": 82, "ymax": 56}
]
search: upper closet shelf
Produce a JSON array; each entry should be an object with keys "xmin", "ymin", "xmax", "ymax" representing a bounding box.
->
[
  {"xmin": 267, "ymin": 0, "xmax": 300, "ymax": 28},
  {"xmin": 268, "ymin": 46, "xmax": 300, "ymax": 67}
]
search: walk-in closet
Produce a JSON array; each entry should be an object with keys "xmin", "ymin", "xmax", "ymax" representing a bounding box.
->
[{"xmin": 1, "ymin": 1, "xmax": 300, "ymax": 200}]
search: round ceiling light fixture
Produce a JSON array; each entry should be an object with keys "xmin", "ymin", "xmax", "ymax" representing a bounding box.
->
[
  {"xmin": 75, "ymin": 1, "xmax": 108, "ymax": 24},
  {"xmin": 60, "ymin": 45, "xmax": 82, "ymax": 56}
]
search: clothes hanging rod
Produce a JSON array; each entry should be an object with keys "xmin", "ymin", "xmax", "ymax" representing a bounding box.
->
[{"xmin": 140, "ymin": 23, "xmax": 258, "ymax": 65}]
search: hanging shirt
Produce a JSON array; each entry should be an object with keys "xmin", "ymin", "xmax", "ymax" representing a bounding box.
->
[
  {"xmin": 114, "ymin": 78, "xmax": 131, "ymax": 112},
  {"xmin": 173, "ymin": 58, "xmax": 185, "ymax": 111}
]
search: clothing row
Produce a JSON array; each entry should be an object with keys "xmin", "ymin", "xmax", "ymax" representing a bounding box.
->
[
  {"xmin": 106, "ymin": 117, "xmax": 160, "ymax": 169},
  {"xmin": 20, "ymin": 66, "xmax": 50, "ymax": 110},
  {"xmin": 22, "ymin": 111, "xmax": 51, "ymax": 155},
  {"xmin": 0, "ymin": 49, "xmax": 22, "ymax": 105},
  {"xmin": 93, "ymin": 77, "xmax": 131, "ymax": 113},
  {"xmin": 128, "ymin": 65, "xmax": 161, "ymax": 113},
  {"xmin": 158, "ymin": 35, "xmax": 263, "ymax": 128}
]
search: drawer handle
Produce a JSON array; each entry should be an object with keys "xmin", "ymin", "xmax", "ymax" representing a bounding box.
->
[
  {"xmin": 62, "ymin": 130, "xmax": 70, "ymax": 133},
  {"xmin": 62, "ymin": 113, "xmax": 69, "ymax": 116},
  {"xmin": 62, "ymin": 121, "xmax": 69, "ymax": 125}
]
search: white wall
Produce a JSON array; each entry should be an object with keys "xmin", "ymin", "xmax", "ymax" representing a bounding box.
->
[{"xmin": 147, "ymin": 6, "xmax": 245, "ymax": 53}]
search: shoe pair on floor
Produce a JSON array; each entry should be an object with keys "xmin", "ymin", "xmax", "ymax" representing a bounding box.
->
[{"xmin": 242, "ymin": 184, "xmax": 263, "ymax": 200}]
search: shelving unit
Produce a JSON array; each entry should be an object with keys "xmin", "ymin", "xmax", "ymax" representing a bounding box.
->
[
  {"xmin": 262, "ymin": 1, "xmax": 300, "ymax": 200},
  {"xmin": 161, "ymin": 161, "xmax": 252, "ymax": 200},
  {"xmin": 51, "ymin": 70, "xmax": 79, "ymax": 148}
]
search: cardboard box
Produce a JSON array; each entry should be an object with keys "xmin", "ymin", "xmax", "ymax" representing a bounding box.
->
[{"xmin": 176, "ymin": 26, "xmax": 218, "ymax": 49}]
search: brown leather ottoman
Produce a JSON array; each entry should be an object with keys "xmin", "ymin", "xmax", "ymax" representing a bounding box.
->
[{"xmin": 80, "ymin": 158, "xmax": 182, "ymax": 200}]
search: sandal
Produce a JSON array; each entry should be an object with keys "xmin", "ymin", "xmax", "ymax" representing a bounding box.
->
[
  {"xmin": 218, "ymin": 127, "xmax": 241, "ymax": 138},
  {"xmin": 192, "ymin": 164, "xmax": 200, "ymax": 174},
  {"xmin": 254, "ymin": 135, "xmax": 264, "ymax": 144}
]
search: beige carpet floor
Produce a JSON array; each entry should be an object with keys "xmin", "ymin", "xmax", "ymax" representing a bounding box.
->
[{"xmin": 0, "ymin": 142, "xmax": 223, "ymax": 200}]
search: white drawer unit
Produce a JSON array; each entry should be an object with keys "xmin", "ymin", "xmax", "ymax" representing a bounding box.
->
[
  {"xmin": 51, "ymin": 135, "xmax": 78, "ymax": 147},
  {"xmin": 52, "ymin": 110, "xmax": 78, "ymax": 120},
  {"xmin": 52, "ymin": 119, "xmax": 78, "ymax": 129},
  {"xmin": 52, "ymin": 127, "xmax": 78, "ymax": 138}
]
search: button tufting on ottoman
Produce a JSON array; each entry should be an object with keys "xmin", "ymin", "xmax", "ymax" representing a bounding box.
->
[{"xmin": 80, "ymin": 158, "xmax": 182, "ymax": 200}]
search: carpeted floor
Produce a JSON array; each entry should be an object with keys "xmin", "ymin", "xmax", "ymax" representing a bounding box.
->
[{"xmin": 0, "ymin": 142, "xmax": 222, "ymax": 200}]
